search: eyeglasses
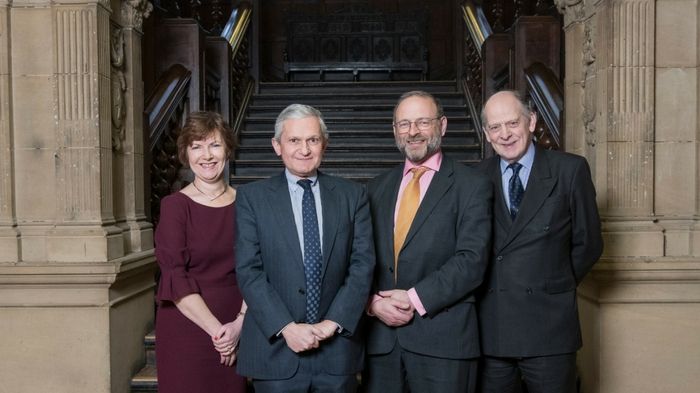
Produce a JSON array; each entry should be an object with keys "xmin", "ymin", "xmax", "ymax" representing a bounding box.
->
[
  {"xmin": 485, "ymin": 117, "xmax": 522, "ymax": 134},
  {"xmin": 393, "ymin": 117, "xmax": 441, "ymax": 133}
]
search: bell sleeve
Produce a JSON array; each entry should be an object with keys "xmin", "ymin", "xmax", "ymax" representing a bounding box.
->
[{"xmin": 155, "ymin": 194, "xmax": 201, "ymax": 302}]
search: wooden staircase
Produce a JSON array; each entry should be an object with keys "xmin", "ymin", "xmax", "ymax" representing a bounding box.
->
[
  {"xmin": 231, "ymin": 80, "xmax": 483, "ymax": 185},
  {"xmin": 130, "ymin": 80, "xmax": 482, "ymax": 392},
  {"xmin": 130, "ymin": 331, "xmax": 156, "ymax": 392}
]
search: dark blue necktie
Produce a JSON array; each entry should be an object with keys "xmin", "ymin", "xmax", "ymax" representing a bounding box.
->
[
  {"xmin": 508, "ymin": 162, "xmax": 524, "ymax": 220},
  {"xmin": 297, "ymin": 179, "xmax": 322, "ymax": 324}
]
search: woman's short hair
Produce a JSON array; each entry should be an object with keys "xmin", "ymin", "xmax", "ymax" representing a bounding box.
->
[{"xmin": 176, "ymin": 111, "xmax": 236, "ymax": 167}]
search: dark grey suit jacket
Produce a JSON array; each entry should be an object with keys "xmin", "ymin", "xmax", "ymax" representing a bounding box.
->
[
  {"xmin": 478, "ymin": 147, "xmax": 603, "ymax": 357},
  {"xmin": 366, "ymin": 156, "xmax": 493, "ymax": 360},
  {"xmin": 235, "ymin": 171, "xmax": 375, "ymax": 379}
]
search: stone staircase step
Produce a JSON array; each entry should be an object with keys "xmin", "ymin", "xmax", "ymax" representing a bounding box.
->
[
  {"xmin": 246, "ymin": 103, "xmax": 469, "ymax": 118},
  {"xmin": 235, "ymin": 143, "xmax": 482, "ymax": 161},
  {"xmin": 250, "ymin": 93, "xmax": 467, "ymax": 107},
  {"xmin": 232, "ymin": 157, "xmax": 480, "ymax": 178},
  {"xmin": 242, "ymin": 116, "xmax": 475, "ymax": 131},
  {"xmin": 231, "ymin": 80, "xmax": 482, "ymax": 190},
  {"xmin": 257, "ymin": 80, "xmax": 459, "ymax": 94},
  {"xmin": 238, "ymin": 130, "xmax": 480, "ymax": 145}
]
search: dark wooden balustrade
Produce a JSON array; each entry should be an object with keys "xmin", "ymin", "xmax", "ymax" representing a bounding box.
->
[
  {"xmin": 220, "ymin": 1, "xmax": 254, "ymax": 136},
  {"xmin": 145, "ymin": 64, "xmax": 191, "ymax": 227},
  {"xmin": 459, "ymin": 0, "xmax": 563, "ymax": 152},
  {"xmin": 525, "ymin": 61, "xmax": 563, "ymax": 149}
]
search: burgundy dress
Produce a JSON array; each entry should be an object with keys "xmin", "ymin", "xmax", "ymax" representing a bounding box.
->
[{"xmin": 155, "ymin": 192, "xmax": 246, "ymax": 393}]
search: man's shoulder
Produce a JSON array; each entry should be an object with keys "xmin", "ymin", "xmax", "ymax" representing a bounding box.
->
[
  {"xmin": 539, "ymin": 148, "xmax": 589, "ymax": 172},
  {"xmin": 320, "ymin": 172, "xmax": 362, "ymax": 190},
  {"xmin": 446, "ymin": 156, "xmax": 491, "ymax": 184},
  {"xmin": 367, "ymin": 165, "xmax": 402, "ymax": 189},
  {"xmin": 237, "ymin": 175, "xmax": 280, "ymax": 195}
]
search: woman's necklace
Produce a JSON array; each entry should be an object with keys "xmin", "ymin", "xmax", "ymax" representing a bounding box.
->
[{"xmin": 192, "ymin": 181, "xmax": 227, "ymax": 201}]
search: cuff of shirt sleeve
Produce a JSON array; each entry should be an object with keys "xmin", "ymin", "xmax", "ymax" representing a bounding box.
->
[{"xmin": 407, "ymin": 287, "xmax": 427, "ymax": 316}]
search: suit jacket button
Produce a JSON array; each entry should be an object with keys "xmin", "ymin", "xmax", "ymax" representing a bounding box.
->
[
  {"xmin": 488, "ymin": 288, "xmax": 494, "ymax": 293},
  {"xmin": 389, "ymin": 266, "xmax": 394, "ymax": 273},
  {"xmin": 496, "ymin": 255, "xmax": 503, "ymax": 261},
  {"xmin": 543, "ymin": 226, "xmax": 550, "ymax": 232},
  {"xmin": 298, "ymin": 288, "xmax": 306, "ymax": 295},
  {"xmin": 526, "ymin": 288, "xmax": 533, "ymax": 294}
]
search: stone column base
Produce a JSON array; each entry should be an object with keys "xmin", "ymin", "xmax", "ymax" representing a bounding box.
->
[
  {"xmin": 578, "ymin": 257, "xmax": 700, "ymax": 393},
  {"xmin": 0, "ymin": 250, "xmax": 156, "ymax": 393}
]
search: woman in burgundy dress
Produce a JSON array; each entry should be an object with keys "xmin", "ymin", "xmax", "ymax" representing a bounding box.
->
[{"xmin": 155, "ymin": 112, "xmax": 247, "ymax": 393}]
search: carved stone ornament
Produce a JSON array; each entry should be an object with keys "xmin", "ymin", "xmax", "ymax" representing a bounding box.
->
[
  {"xmin": 121, "ymin": 0, "xmax": 153, "ymax": 31},
  {"xmin": 553, "ymin": 0, "xmax": 586, "ymax": 25},
  {"xmin": 581, "ymin": 21, "xmax": 597, "ymax": 147},
  {"xmin": 111, "ymin": 27, "xmax": 127, "ymax": 151}
]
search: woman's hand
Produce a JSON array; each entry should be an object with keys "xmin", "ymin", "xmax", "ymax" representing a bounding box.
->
[
  {"xmin": 220, "ymin": 352, "xmax": 236, "ymax": 367},
  {"xmin": 212, "ymin": 312, "xmax": 244, "ymax": 354}
]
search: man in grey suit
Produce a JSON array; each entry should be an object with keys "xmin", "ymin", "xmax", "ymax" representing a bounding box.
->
[
  {"xmin": 235, "ymin": 104, "xmax": 375, "ymax": 392},
  {"xmin": 364, "ymin": 91, "xmax": 493, "ymax": 393},
  {"xmin": 477, "ymin": 90, "xmax": 603, "ymax": 393}
]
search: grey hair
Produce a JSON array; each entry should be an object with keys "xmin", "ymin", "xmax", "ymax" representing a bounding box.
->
[
  {"xmin": 393, "ymin": 90, "xmax": 444, "ymax": 122},
  {"xmin": 480, "ymin": 90, "xmax": 533, "ymax": 126},
  {"xmin": 273, "ymin": 104, "xmax": 329, "ymax": 141}
]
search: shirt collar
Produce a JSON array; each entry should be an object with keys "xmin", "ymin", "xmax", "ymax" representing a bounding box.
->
[
  {"xmin": 499, "ymin": 142, "xmax": 535, "ymax": 175},
  {"xmin": 402, "ymin": 150, "xmax": 443, "ymax": 177},
  {"xmin": 284, "ymin": 169, "xmax": 318, "ymax": 188}
]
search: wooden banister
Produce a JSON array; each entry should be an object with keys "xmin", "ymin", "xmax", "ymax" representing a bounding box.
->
[
  {"xmin": 146, "ymin": 64, "xmax": 192, "ymax": 152},
  {"xmin": 145, "ymin": 63, "xmax": 192, "ymax": 225},
  {"xmin": 220, "ymin": 1, "xmax": 252, "ymax": 59},
  {"xmin": 524, "ymin": 61, "xmax": 563, "ymax": 150}
]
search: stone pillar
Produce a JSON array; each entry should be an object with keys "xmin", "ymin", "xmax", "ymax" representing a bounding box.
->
[
  {"xmin": 654, "ymin": 0, "xmax": 700, "ymax": 257},
  {"xmin": 0, "ymin": 0, "xmax": 19, "ymax": 262},
  {"xmin": 112, "ymin": 0, "xmax": 153, "ymax": 253},
  {"xmin": 557, "ymin": 0, "xmax": 700, "ymax": 392},
  {"xmin": 0, "ymin": 1, "xmax": 156, "ymax": 392}
]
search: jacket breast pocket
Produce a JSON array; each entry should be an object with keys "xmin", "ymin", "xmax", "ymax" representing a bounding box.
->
[{"xmin": 545, "ymin": 275, "xmax": 576, "ymax": 294}]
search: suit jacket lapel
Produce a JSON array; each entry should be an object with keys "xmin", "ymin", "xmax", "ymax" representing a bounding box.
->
[
  {"xmin": 378, "ymin": 166, "xmax": 403, "ymax": 262},
  {"xmin": 401, "ymin": 157, "xmax": 455, "ymax": 249},
  {"xmin": 267, "ymin": 172, "xmax": 305, "ymax": 269},
  {"xmin": 486, "ymin": 158, "xmax": 513, "ymax": 235},
  {"xmin": 319, "ymin": 172, "xmax": 339, "ymax": 280},
  {"xmin": 501, "ymin": 148, "xmax": 556, "ymax": 248}
]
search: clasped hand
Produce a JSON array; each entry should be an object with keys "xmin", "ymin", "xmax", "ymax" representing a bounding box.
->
[
  {"xmin": 369, "ymin": 289, "xmax": 415, "ymax": 327},
  {"xmin": 212, "ymin": 315, "xmax": 244, "ymax": 367},
  {"xmin": 281, "ymin": 320, "xmax": 338, "ymax": 353}
]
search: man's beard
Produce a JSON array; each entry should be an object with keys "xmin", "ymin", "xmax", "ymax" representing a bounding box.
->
[{"xmin": 397, "ymin": 132, "xmax": 442, "ymax": 163}]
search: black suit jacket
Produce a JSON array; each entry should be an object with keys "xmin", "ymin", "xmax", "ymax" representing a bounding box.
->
[
  {"xmin": 235, "ymin": 172, "xmax": 375, "ymax": 379},
  {"xmin": 478, "ymin": 147, "xmax": 603, "ymax": 357},
  {"xmin": 366, "ymin": 156, "xmax": 493, "ymax": 359}
]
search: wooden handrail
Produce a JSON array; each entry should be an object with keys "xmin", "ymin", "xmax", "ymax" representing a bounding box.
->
[
  {"xmin": 231, "ymin": 79, "xmax": 254, "ymax": 138},
  {"xmin": 460, "ymin": 1, "xmax": 493, "ymax": 140},
  {"xmin": 462, "ymin": 0, "xmax": 492, "ymax": 52},
  {"xmin": 145, "ymin": 64, "xmax": 192, "ymax": 152},
  {"xmin": 524, "ymin": 62, "xmax": 563, "ymax": 149},
  {"xmin": 220, "ymin": 1, "xmax": 252, "ymax": 58}
]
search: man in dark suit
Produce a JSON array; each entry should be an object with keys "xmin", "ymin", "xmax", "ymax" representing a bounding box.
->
[
  {"xmin": 235, "ymin": 104, "xmax": 375, "ymax": 392},
  {"xmin": 477, "ymin": 90, "xmax": 603, "ymax": 393},
  {"xmin": 364, "ymin": 91, "xmax": 493, "ymax": 393}
]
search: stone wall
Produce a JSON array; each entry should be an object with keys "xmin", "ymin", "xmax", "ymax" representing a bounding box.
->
[
  {"xmin": 557, "ymin": 0, "xmax": 700, "ymax": 391},
  {"xmin": 0, "ymin": 0, "xmax": 156, "ymax": 392}
]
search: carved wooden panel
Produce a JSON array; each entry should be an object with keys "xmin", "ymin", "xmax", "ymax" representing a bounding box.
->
[{"xmin": 258, "ymin": 1, "xmax": 450, "ymax": 81}]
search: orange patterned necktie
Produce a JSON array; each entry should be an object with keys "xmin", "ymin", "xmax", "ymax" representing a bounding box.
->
[{"xmin": 393, "ymin": 166, "xmax": 428, "ymax": 281}]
